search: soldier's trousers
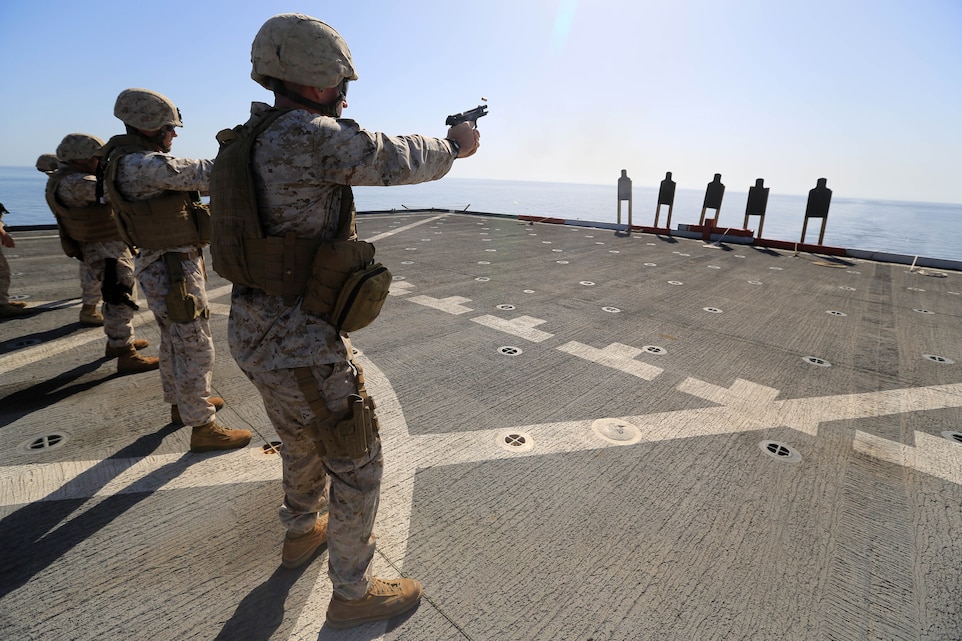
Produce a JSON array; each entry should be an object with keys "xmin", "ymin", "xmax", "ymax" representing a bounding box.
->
[
  {"xmin": 82, "ymin": 241, "xmax": 137, "ymax": 349},
  {"xmin": 243, "ymin": 362, "xmax": 382, "ymax": 600},
  {"xmin": 138, "ymin": 254, "xmax": 215, "ymax": 427},
  {"xmin": 0, "ymin": 246, "xmax": 9, "ymax": 304}
]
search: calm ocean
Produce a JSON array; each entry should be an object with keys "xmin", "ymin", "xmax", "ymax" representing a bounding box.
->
[{"xmin": 2, "ymin": 165, "xmax": 959, "ymax": 262}]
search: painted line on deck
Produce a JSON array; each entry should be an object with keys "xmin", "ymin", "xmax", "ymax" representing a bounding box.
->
[{"xmin": 0, "ymin": 284, "xmax": 233, "ymax": 376}]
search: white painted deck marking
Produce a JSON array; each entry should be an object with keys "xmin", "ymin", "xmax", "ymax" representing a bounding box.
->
[
  {"xmin": 558, "ymin": 341, "xmax": 663, "ymax": 380},
  {"xmin": 407, "ymin": 295, "xmax": 474, "ymax": 315},
  {"xmin": 471, "ymin": 315, "xmax": 553, "ymax": 342},
  {"xmin": 388, "ymin": 281, "xmax": 417, "ymax": 296}
]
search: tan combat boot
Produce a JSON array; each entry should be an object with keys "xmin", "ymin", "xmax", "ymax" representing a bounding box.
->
[
  {"xmin": 189, "ymin": 420, "xmax": 252, "ymax": 453},
  {"xmin": 105, "ymin": 339, "xmax": 149, "ymax": 359},
  {"xmin": 79, "ymin": 304, "xmax": 104, "ymax": 326},
  {"xmin": 116, "ymin": 345, "xmax": 159, "ymax": 374},
  {"xmin": 0, "ymin": 302, "xmax": 30, "ymax": 318},
  {"xmin": 171, "ymin": 397, "xmax": 225, "ymax": 425},
  {"xmin": 282, "ymin": 514, "xmax": 329, "ymax": 568},
  {"xmin": 326, "ymin": 577, "xmax": 423, "ymax": 629}
]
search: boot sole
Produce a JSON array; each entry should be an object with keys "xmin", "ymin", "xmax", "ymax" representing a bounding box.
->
[{"xmin": 189, "ymin": 438, "xmax": 251, "ymax": 453}]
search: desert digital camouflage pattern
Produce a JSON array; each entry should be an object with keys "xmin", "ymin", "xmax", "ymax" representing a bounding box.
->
[
  {"xmin": 227, "ymin": 102, "xmax": 457, "ymax": 373},
  {"xmin": 53, "ymin": 170, "xmax": 137, "ymax": 348},
  {"xmin": 112, "ymin": 150, "xmax": 216, "ymax": 425}
]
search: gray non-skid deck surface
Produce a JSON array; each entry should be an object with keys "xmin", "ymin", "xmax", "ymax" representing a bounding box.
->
[{"xmin": 1, "ymin": 211, "xmax": 960, "ymax": 641}]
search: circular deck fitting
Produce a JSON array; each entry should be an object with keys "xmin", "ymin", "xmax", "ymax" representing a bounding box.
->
[
  {"xmin": 644, "ymin": 262, "xmax": 657, "ymax": 267},
  {"xmin": 643, "ymin": 345, "xmax": 666, "ymax": 355},
  {"xmin": 703, "ymin": 307, "xmax": 723, "ymax": 314},
  {"xmin": 498, "ymin": 430, "xmax": 534, "ymax": 453},
  {"xmin": 476, "ymin": 277, "xmax": 490, "ymax": 282},
  {"xmin": 602, "ymin": 307, "xmax": 621, "ymax": 313},
  {"xmin": 4, "ymin": 337, "xmax": 43, "ymax": 350},
  {"xmin": 580, "ymin": 281, "xmax": 595, "ymax": 286},
  {"xmin": 923, "ymin": 354, "xmax": 955, "ymax": 365},
  {"xmin": 496, "ymin": 304, "xmax": 516, "ymax": 310},
  {"xmin": 498, "ymin": 346, "xmax": 523, "ymax": 356},
  {"xmin": 748, "ymin": 280, "xmax": 763, "ymax": 285},
  {"xmin": 523, "ymin": 289, "xmax": 535, "ymax": 294},
  {"xmin": 913, "ymin": 309, "xmax": 935, "ymax": 315},
  {"xmin": 804, "ymin": 356, "xmax": 832, "ymax": 367},
  {"xmin": 400, "ymin": 261, "xmax": 414, "ymax": 265},
  {"xmin": 826, "ymin": 310, "xmax": 847, "ymax": 317},
  {"xmin": 19, "ymin": 432, "xmax": 70, "ymax": 454},
  {"xmin": 592, "ymin": 419, "xmax": 641, "ymax": 445},
  {"xmin": 668, "ymin": 281, "xmax": 684, "ymax": 286},
  {"xmin": 556, "ymin": 260, "xmax": 570, "ymax": 265},
  {"xmin": 941, "ymin": 431, "xmax": 962, "ymax": 445},
  {"xmin": 758, "ymin": 440, "xmax": 802, "ymax": 463},
  {"xmin": 838, "ymin": 286, "xmax": 856, "ymax": 291},
  {"xmin": 251, "ymin": 441, "xmax": 283, "ymax": 460},
  {"xmin": 477, "ymin": 261, "xmax": 491, "ymax": 265},
  {"xmin": 907, "ymin": 287, "xmax": 926, "ymax": 292}
]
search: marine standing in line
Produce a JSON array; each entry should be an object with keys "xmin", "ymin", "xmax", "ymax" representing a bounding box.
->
[
  {"xmin": 99, "ymin": 89, "xmax": 251, "ymax": 452},
  {"xmin": 0, "ymin": 202, "xmax": 30, "ymax": 318},
  {"xmin": 210, "ymin": 13, "xmax": 480, "ymax": 630},
  {"xmin": 45, "ymin": 133, "xmax": 159, "ymax": 374}
]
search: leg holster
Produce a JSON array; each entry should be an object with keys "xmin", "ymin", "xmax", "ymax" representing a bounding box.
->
[
  {"xmin": 164, "ymin": 252, "xmax": 208, "ymax": 323},
  {"xmin": 293, "ymin": 365, "xmax": 379, "ymax": 460}
]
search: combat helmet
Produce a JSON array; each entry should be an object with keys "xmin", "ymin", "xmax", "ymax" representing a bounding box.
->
[
  {"xmin": 35, "ymin": 153, "xmax": 59, "ymax": 173},
  {"xmin": 113, "ymin": 88, "xmax": 183, "ymax": 131},
  {"xmin": 56, "ymin": 133, "xmax": 106, "ymax": 162},
  {"xmin": 251, "ymin": 13, "xmax": 358, "ymax": 90}
]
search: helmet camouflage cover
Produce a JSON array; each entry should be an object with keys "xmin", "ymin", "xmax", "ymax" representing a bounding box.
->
[
  {"xmin": 251, "ymin": 13, "xmax": 358, "ymax": 90},
  {"xmin": 35, "ymin": 153, "xmax": 59, "ymax": 172},
  {"xmin": 56, "ymin": 133, "xmax": 106, "ymax": 162},
  {"xmin": 113, "ymin": 88, "xmax": 183, "ymax": 131}
]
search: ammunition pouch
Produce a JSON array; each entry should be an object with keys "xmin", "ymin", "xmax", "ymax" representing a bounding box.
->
[
  {"xmin": 164, "ymin": 252, "xmax": 208, "ymax": 323},
  {"xmin": 302, "ymin": 240, "xmax": 392, "ymax": 332},
  {"xmin": 293, "ymin": 366, "xmax": 380, "ymax": 460}
]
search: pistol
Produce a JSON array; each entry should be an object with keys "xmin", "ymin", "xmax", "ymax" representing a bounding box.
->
[{"xmin": 445, "ymin": 104, "xmax": 488, "ymax": 127}]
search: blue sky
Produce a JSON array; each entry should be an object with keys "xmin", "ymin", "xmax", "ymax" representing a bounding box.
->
[{"xmin": 1, "ymin": 0, "xmax": 959, "ymax": 204}]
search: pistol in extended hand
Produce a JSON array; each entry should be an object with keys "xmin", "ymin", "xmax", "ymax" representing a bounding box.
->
[{"xmin": 445, "ymin": 104, "xmax": 488, "ymax": 127}]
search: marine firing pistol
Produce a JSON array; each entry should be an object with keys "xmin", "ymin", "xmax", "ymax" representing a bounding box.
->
[{"xmin": 446, "ymin": 104, "xmax": 488, "ymax": 127}]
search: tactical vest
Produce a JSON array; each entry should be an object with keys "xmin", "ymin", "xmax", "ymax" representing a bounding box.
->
[
  {"xmin": 45, "ymin": 170, "xmax": 121, "ymax": 244},
  {"xmin": 100, "ymin": 134, "xmax": 211, "ymax": 250},
  {"xmin": 209, "ymin": 109, "xmax": 357, "ymax": 301}
]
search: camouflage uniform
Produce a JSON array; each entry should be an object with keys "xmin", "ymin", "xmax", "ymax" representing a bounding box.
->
[
  {"xmin": 54, "ymin": 170, "xmax": 138, "ymax": 350},
  {"xmin": 228, "ymin": 102, "xmax": 457, "ymax": 598},
  {"xmin": 0, "ymin": 217, "xmax": 10, "ymax": 305},
  {"xmin": 113, "ymin": 152, "xmax": 218, "ymax": 426}
]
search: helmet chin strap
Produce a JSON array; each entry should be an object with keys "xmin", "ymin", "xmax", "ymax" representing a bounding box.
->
[{"xmin": 270, "ymin": 79, "xmax": 341, "ymax": 117}]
